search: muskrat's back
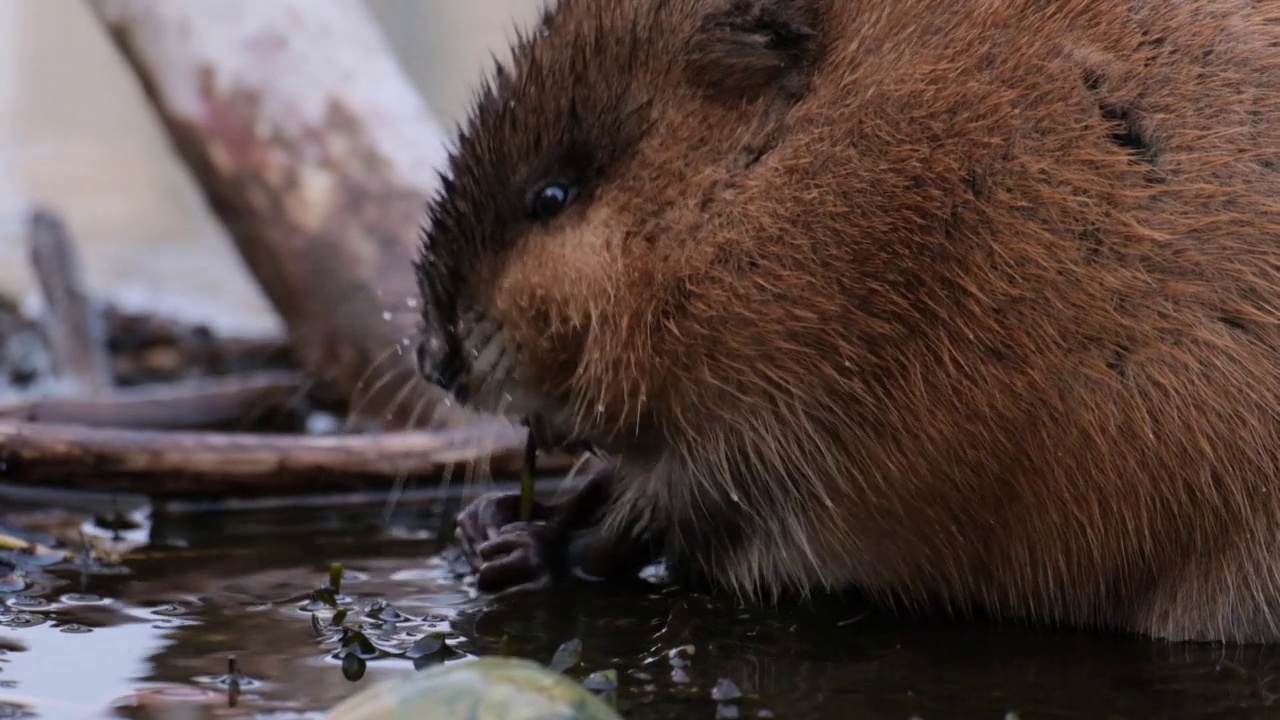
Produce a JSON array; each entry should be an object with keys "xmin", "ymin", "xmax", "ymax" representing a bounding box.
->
[{"xmin": 418, "ymin": 0, "xmax": 1280, "ymax": 643}]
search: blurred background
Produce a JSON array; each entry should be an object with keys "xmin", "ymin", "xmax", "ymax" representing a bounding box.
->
[{"xmin": 0, "ymin": 0, "xmax": 541, "ymax": 337}]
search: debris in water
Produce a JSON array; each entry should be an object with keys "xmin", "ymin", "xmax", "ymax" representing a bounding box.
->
[
  {"xmin": 711, "ymin": 678, "xmax": 743, "ymax": 702},
  {"xmin": 549, "ymin": 638, "xmax": 584, "ymax": 673},
  {"xmin": 582, "ymin": 669, "xmax": 618, "ymax": 692}
]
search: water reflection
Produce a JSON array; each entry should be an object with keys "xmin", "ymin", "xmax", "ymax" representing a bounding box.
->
[{"xmin": 2, "ymin": 494, "xmax": 1280, "ymax": 719}]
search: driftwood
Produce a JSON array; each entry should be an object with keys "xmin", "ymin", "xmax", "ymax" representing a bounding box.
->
[
  {"xmin": 0, "ymin": 418, "xmax": 558, "ymax": 499},
  {"xmin": 84, "ymin": 0, "xmax": 463, "ymax": 431},
  {"xmin": 28, "ymin": 209, "xmax": 113, "ymax": 394}
]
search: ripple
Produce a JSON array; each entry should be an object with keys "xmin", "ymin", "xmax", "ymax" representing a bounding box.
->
[
  {"xmin": 0, "ymin": 612, "xmax": 46, "ymax": 629},
  {"xmin": 109, "ymin": 685, "xmax": 226, "ymax": 709},
  {"xmin": 57, "ymin": 624, "xmax": 92, "ymax": 634},
  {"xmin": 3, "ymin": 597, "xmax": 49, "ymax": 611},
  {"xmin": 152, "ymin": 618, "xmax": 202, "ymax": 630},
  {"xmin": 149, "ymin": 602, "xmax": 191, "ymax": 617},
  {"xmin": 58, "ymin": 593, "xmax": 110, "ymax": 606},
  {"xmin": 190, "ymin": 671, "xmax": 266, "ymax": 690}
]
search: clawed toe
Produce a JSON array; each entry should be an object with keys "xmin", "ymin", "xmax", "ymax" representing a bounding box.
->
[{"xmin": 474, "ymin": 523, "xmax": 553, "ymax": 593}]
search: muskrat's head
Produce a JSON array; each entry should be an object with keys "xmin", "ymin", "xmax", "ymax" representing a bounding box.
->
[{"xmin": 417, "ymin": 0, "xmax": 827, "ymax": 454}]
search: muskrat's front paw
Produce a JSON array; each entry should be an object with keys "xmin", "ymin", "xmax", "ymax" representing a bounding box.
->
[
  {"xmin": 455, "ymin": 491, "xmax": 545, "ymax": 571},
  {"xmin": 473, "ymin": 521, "xmax": 554, "ymax": 595}
]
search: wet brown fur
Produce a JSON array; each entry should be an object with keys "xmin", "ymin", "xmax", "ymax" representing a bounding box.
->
[{"xmin": 417, "ymin": 0, "xmax": 1280, "ymax": 643}]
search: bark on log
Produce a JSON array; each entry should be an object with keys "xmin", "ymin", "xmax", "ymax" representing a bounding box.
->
[
  {"xmin": 0, "ymin": 418, "xmax": 583, "ymax": 499},
  {"xmin": 84, "ymin": 0, "xmax": 467, "ymax": 431}
]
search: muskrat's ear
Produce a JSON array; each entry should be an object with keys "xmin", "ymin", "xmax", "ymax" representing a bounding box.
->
[{"xmin": 686, "ymin": 0, "xmax": 824, "ymax": 100}]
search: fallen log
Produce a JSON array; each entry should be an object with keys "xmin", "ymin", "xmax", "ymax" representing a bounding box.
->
[{"xmin": 0, "ymin": 418, "xmax": 583, "ymax": 499}]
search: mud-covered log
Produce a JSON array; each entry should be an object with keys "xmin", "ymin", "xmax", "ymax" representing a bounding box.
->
[{"xmin": 83, "ymin": 0, "xmax": 465, "ymax": 430}]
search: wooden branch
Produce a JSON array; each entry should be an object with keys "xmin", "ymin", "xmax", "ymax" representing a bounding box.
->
[
  {"xmin": 83, "ymin": 0, "xmax": 467, "ymax": 430},
  {"xmin": 0, "ymin": 370, "xmax": 304, "ymax": 429},
  {"xmin": 28, "ymin": 209, "xmax": 113, "ymax": 394},
  {"xmin": 0, "ymin": 419, "xmax": 584, "ymax": 498}
]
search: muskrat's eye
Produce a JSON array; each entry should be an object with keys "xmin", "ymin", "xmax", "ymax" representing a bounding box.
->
[{"xmin": 528, "ymin": 183, "xmax": 576, "ymax": 221}]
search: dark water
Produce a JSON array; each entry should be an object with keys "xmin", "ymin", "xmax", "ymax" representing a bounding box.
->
[{"xmin": 3, "ymin": 482, "xmax": 1280, "ymax": 720}]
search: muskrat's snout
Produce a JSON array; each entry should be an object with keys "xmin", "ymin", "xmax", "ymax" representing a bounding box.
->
[
  {"xmin": 417, "ymin": 331, "xmax": 469, "ymax": 404},
  {"xmin": 416, "ymin": 247, "xmax": 473, "ymax": 404}
]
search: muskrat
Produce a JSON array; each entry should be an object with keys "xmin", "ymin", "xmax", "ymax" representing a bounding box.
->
[{"xmin": 415, "ymin": 0, "xmax": 1280, "ymax": 644}]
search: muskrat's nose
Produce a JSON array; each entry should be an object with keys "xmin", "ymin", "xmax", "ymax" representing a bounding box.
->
[{"xmin": 416, "ymin": 334, "xmax": 469, "ymax": 404}]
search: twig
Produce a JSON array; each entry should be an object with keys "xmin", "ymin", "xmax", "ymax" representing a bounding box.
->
[{"xmin": 27, "ymin": 208, "xmax": 112, "ymax": 393}]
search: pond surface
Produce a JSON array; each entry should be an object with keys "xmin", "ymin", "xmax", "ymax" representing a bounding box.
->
[{"xmin": 2, "ymin": 481, "xmax": 1280, "ymax": 720}]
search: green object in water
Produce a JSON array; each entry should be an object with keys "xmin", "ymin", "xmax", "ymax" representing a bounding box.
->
[{"xmin": 325, "ymin": 657, "xmax": 625, "ymax": 720}]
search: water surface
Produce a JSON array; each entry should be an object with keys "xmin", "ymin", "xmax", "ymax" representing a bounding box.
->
[{"xmin": 2, "ymin": 483, "xmax": 1279, "ymax": 720}]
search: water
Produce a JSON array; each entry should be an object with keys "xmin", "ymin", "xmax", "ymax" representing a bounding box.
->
[{"xmin": 2, "ymin": 485, "xmax": 1280, "ymax": 720}]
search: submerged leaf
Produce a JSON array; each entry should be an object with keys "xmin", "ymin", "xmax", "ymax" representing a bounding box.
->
[
  {"xmin": 341, "ymin": 653, "xmax": 367, "ymax": 682},
  {"xmin": 549, "ymin": 639, "xmax": 583, "ymax": 673},
  {"xmin": 406, "ymin": 633, "xmax": 446, "ymax": 660}
]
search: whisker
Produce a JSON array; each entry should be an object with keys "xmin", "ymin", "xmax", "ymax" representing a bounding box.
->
[
  {"xmin": 433, "ymin": 452, "xmax": 460, "ymax": 535},
  {"xmin": 383, "ymin": 382, "xmax": 440, "ymax": 523},
  {"xmin": 345, "ymin": 351, "xmax": 411, "ymax": 430},
  {"xmin": 556, "ymin": 451, "xmax": 595, "ymax": 503},
  {"xmin": 384, "ymin": 368, "xmax": 428, "ymax": 427},
  {"xmin": 350, "ymin": 344, "xmax": 402, "ymax": 402}
]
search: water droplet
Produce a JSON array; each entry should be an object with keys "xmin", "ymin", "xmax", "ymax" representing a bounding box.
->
[
  {"xmin": 405, "ymin": 297, "xmax": 419, "ymax": 308},
  {"xmin": 382, "ymin": 311, "xmax": 392, "ymax": 321}
]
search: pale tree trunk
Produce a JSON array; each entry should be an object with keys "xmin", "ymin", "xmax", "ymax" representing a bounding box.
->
[{"xmin": 83, "ymin": 0, "xmax": 472, "ymax": 431}]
